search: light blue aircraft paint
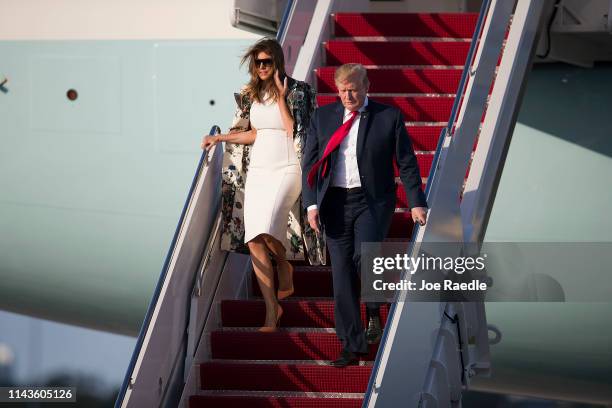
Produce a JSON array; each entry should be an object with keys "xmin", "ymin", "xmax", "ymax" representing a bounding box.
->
[{"xmin": 0, "ymin": 39, "xmax": 254, "ymax": 333}]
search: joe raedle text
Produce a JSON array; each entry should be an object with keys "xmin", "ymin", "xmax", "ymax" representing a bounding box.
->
[
  {"xmin": 370, "ymin": 253, "xmax": 488, "ymax": 294},
  {"xmin": 372, "ymin": 279, "xmax": 487, "ymax": 292}
]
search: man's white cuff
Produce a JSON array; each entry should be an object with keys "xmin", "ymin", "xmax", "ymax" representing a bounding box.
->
[{"xmin": 307, "ymin": 205, "xmax": 318, "ymax": 212}]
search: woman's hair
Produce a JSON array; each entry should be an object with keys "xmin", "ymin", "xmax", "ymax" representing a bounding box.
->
[
  {"xmin": 241, "ymin": 37, "xmax": 286, "ymax": 104},
  {"xmin": 334, "ymin": 63, "xmax": 370, "ymax": 88}
]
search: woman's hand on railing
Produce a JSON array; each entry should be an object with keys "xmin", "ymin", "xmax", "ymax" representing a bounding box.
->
[
  {"xmin": 203, "ymin": 129, "xmax": 257, "ymax": 147},
  {"xmin": 201, "ymin": 134, "xmax": 221, "ymax": 151}
]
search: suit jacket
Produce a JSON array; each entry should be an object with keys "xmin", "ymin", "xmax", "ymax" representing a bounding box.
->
[{"xmin": 301, "ymin": 99, "xmax": 427, "ymax": 224}]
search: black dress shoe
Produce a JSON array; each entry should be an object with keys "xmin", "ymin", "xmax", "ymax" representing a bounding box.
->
[
  {"xmin": 365, "ymin": 315, "xmax": 382, "ymax": 345},
  {"xmin": 330, "ymin": 349, "xmax": 359, "ymax": 367}
]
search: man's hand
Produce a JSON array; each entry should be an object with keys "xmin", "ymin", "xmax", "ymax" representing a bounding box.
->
[
  {"xmin": 307, "ymin": 208, "xmax": 321, "ymax": 233},
  {"xmin": 411, "ymin": 207, "xmax": 427, "ymax": 226}
]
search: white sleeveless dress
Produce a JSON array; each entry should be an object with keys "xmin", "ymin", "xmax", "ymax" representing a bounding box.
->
[{"xmin": 244, "ymin": 95, "xmax": 301, "ymax": 248}]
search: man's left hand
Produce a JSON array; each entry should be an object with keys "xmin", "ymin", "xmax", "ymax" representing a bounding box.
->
[{"xmin": 411, "ymin": 207, "xmax": 427, "ymax": 226}]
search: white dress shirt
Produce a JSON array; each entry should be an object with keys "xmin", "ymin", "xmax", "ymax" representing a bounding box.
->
[{"xmin": 307, "ymin": 97, "xmax": 369, "ymax": 212}]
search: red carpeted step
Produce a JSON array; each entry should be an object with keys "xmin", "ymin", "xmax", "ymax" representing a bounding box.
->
[
  {"xmin": 387, "ymin": 212, "xmax": 415, "ymax": 238},
  {"xmin": 221, "ymin": 300, "xmax": 389, "ymax": 328},
  {"xmin": 317, "ymin": 95, "xmax": 454, "ymax": 123},
  {"xmin": 210, "ymin": 331, "xmax": 378, "ymax": 361},
  {"xmin": 200, "ymin": 362, "xmax": 372, "ymax": 392},
  {"xmin": 316, "ymin": 67, "xmax": 462, "ymax": 94},
  {"xmin": 190, "ymin": 395, "xmax": 363, "ymax": 408},
  {"xmin": 326, "ymin": 41, "xmax": 470, "ymax": 66},
  {"xmin": 333, "ymin": 13, "xmax": 477, "ymax": 38},
  {"xmin": 408, "ymin": 126, "xmax": 444, "ymax": 151},
  {"xmin": 252, "ymin": 267, "xmax": 333, "ymax": 298}
]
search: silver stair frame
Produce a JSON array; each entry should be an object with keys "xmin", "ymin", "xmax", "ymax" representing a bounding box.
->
[
  {"xmin": 177, "ymin": 220, "xmax": 252, "ymax": 407},
  {"xmin": 116, "ymin": 129, "xmax": 225, "ymax": 408},
  {"xmin": 364, "ymin": 1, "xmax": 552, "ymax": 407},
  {"xmin": 461, "ymin": 0, "xmax": 554, "ymax": 245}
]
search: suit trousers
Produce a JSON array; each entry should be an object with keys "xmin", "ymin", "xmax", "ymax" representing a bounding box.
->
[{"xmin": 322, "ymin": 187, "xmax": 391, "ymax": 354}]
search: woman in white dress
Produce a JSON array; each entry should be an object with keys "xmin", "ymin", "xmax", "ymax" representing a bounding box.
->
[{"xmin": 202, "ymin": 39, "xmax": 312, "ymax": 331}]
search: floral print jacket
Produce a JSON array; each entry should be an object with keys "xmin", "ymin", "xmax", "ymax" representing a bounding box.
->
[{"xmin": 219, "ymin": 77, "xmax": 326, "ymax": 265}]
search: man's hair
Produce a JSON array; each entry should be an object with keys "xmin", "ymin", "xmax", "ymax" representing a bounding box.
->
[{"xmin": 334, "ymin": 63, "xmax": 369, "ymax": 87}]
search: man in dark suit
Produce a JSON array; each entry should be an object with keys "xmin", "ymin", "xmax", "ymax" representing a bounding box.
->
[{"xmin": 302, "ymin": 63, "xmax": 428, "ymax": 367}]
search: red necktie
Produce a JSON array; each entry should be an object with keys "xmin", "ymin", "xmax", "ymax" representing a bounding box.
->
[{"xmin": 307, "ymin": 110, "xmax": 359, "ymax": 187}]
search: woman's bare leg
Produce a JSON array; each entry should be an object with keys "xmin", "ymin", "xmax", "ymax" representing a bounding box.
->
[
  {"xmin": 260, "ymin": 234, "xmax": 294, "ymax": 300},
  {"xmin": 248, "ymin": 236, "xmax": 282, "ymax": 331}
]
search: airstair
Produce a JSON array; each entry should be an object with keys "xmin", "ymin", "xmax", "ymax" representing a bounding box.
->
[{"xmin": 115, "ymin": 0, "xmax": 552, "ymax": 407}]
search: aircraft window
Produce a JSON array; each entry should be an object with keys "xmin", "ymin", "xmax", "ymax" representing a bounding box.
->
[{"xmin": 67, "ymin": 89, "xmax": 78, "ymax": 101}]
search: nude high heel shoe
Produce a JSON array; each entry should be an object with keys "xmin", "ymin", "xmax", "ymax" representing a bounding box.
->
[{"xmin": 258, "ymin": 304, "xmax": 283, "ymax": 333}]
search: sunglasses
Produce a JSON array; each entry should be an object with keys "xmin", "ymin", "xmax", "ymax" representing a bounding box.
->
[{"xmin": 255, "ymin": 58, "xmax": 274, "ymax": 69}]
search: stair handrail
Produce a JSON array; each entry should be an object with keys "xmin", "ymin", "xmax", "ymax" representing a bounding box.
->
[
  {"xmin": 193, "ymin": 211, "xmax": 223, "ymax": 298},
  {"xmin": 182, "ymin": 209, "xmax": 226, "ymax": 383},
  {"xmin": 277, "ymin": 0, "xmax": 295, "ymax": 45},
  {"xmin": 425, "ymin": 0, "xmax": 492, "ymax": 198},
  {"xmin": 363, "ymin": 0, "xmax": 493, "ymax": 404},
  {"xmin": 115, "ymin": 125, "xmax": 221, "ymax": 408},
  {"xmin": 365, "ymin": 0, "xmax": 552, "ymax": 404}
]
